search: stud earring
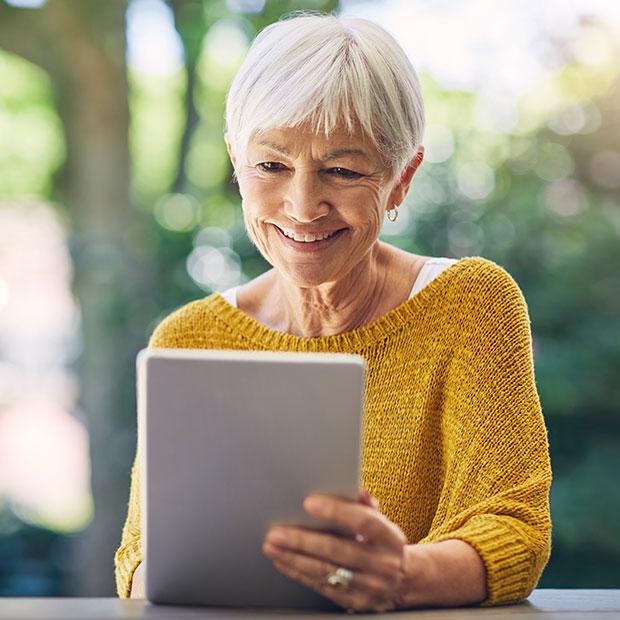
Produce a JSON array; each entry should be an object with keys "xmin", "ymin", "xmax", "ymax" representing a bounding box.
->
[{"xmin": 386, "ymin": 206, "xmax": 399, "ymax": 222}]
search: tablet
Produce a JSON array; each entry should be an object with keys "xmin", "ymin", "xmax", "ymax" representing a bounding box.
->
[{"xmin": 137, "ymin": 348, "xmax": 366, "ymax": 609}]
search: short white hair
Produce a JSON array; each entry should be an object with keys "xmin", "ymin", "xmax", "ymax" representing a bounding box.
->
[{"xmin": 224, "ymin": 12, "xmax": 425, "ymax": 178}]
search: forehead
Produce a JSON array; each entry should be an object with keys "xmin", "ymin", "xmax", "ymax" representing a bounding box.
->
[{"xmin": 248, "ymin": 123, "xmax": 379, "ymax": 161}]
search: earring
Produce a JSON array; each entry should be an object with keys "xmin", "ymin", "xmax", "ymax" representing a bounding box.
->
[{"xmin": 386, "ymin": 206, "xmax": 399, "ymax": 222}]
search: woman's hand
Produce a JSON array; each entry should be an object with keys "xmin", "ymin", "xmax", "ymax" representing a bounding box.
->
[{"xmin": 262, "ymin": 490, "xmax": 408, "ymax": 613}]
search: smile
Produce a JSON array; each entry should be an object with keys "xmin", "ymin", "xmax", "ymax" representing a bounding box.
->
[
  {"xmin": 279, "ymin": 228, "xmax": 341, "ymax": 242},
  {"xmin": 273, "ymin": 225, "xmax": 347, "ymax": 251}
]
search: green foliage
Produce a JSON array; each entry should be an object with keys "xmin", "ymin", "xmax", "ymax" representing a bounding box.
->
[
  {"xmin": 130, "ymin": 71, "xmax": 187, "ymax": 202},
  {"xmin": 0, "ymin": 51, "xmax": 65, "ymax": 198}
]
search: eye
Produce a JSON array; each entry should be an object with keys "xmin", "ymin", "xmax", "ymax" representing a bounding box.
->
[
  {"xmin": 328, "ymin": 167, "xmax": 363, "ymax": 179},
  {"xmin": 257, "ymin": 162, "xmax": 286, "ymax": 173}
]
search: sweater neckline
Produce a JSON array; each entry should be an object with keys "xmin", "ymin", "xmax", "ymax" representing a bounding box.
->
[{"xmin": 208, "ymin": 256, "xmax": 478, "ymax": 351}]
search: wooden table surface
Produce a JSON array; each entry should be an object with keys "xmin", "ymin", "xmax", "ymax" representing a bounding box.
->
[{"xmin": 1, "ymin": 590, "xmax": 618, "ymax": 619}]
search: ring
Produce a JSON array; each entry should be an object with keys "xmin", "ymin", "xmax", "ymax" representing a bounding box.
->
[{"xmin": 326, "ymin": 567, "xmax": 354, "ymax": 590}]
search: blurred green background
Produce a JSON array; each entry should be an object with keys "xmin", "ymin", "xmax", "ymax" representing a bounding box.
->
[{"xmin": 0, "ymin": 0, "xmax": 619, "ymax": 597}]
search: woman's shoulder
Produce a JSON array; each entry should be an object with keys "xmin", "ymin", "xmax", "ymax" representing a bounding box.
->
[
  {"xmin": 385, "ymin": 246, "xmax": 517, "ymax": 298},
  {"xmin": 409, "ymin": 254, "xmax": 529, "ymax": 331},
  {"xmin": 454, "ymin": 255, "xmax": 526, "ymax": 304},
  {"xmin": 448, "ymin": 256, "xmax": 533, "ymax": 348}
]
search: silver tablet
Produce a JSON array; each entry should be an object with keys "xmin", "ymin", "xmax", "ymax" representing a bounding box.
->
[{"xmin": 137, "ymin": 348, "xmax": 366, "ymax": 610}]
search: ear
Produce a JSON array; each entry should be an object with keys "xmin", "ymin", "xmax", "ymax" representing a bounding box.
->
[
  {"xmin": 388, "ymin": 146, "xmax": 424, "ymax": 208},
  {"xmin": 224, "ymin": 132, "xmax": 238, "ymax": 169}
]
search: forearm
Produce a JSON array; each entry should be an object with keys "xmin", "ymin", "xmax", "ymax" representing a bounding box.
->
[
  {"xmin": 129, "ymin": 561, "xmax": 145, "ymax": 599},
  {"xmin": 395, "ymin": 539, "xmax": 487, "ymax": 609}
]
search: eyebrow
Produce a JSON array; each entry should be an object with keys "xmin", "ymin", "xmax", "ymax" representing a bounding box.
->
[{"xmin": 257, "ymin": 141, "xmax": 370, "ymax": 162}]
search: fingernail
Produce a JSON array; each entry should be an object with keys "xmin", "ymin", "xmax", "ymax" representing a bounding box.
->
[
  {"xmin": 263, "ymin": 541, "xmax": 280, "ymax": 555},
  {"xmin": 267, "ymin": 529, "xmax": 288, "ymax": 544},
  {"xmin": 305, "ymin": 496, "xmax": 326, "ymax": 512}
]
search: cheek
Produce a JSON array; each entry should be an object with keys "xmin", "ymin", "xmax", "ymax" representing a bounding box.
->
[
  {"xmin": 344, "ymin": 191, "xmax": 385, "ymax": 239},
  {"xmin": 242, "ymin": 204, "xmax": 270, "ymax": 249},
  {"xmin": 240, "ymin": 196, "xmax": 279, "ymax": 263},
  {"xmin": 241, "ymin": 178, "xmax": 279, "ymax": 217},
  {"xmin": 240, "ymin": 176, "xmax": 274, "ymax": 214}
]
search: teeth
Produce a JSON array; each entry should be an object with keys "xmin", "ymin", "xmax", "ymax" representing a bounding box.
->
[{"xmin": 281, "ymin": 229, "xmax": 338, "ymax": 242}]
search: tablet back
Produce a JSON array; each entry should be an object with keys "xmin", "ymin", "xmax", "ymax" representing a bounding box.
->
[{"xmin": 137, "ymin": 348, "xmax": 366, "ymax": 609}]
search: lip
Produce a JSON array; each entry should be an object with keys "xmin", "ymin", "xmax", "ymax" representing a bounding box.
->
[{"xmin": 273, "ymin": 225, "xmax": 347, "ymax": 253}]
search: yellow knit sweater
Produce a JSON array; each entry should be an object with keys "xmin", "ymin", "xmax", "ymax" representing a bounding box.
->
[{"xmin": 114, "ymin": 256, "xmax": 552, "ymax": 607}]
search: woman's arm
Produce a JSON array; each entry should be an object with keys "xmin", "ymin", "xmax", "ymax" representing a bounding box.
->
[
  {"xmin": 114, "ymin": 453, "xmax": 143, "ymax": 598},
  {"xmin": 395, "ymin": 539, "xmax": 487, "ymax": 608},
  {"xmin": 412, "ymin": 266, "xmax": 552, "ymax": 606}
]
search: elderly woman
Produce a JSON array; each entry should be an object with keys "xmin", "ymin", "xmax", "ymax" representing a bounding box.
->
[{"xmin": 115, "ymin": 13, "xmax": 551, "ymax": 613}]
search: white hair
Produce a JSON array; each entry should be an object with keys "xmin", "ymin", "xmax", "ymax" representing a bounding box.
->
[{"xmin": 224, "ymin": 11, "xmax": 425, "ymax": 178}]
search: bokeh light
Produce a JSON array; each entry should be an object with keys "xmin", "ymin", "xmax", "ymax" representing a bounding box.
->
[
  {"xmin": 457, "ymin": 162, "xmax": 495, "ymax": 200},
  {"xmin": 534, "ymin": 142, "xmax": 574, "ymax": 182},
  {"xmin": 423, "ymin": 124, "xmax": 455, "ymax": 164},
  {"xmin": 589, "ymin": 151, "xmax": 620, "ymax": 189},
  {"xmin": 186, "ymin": 245, "xmax": 242, "ymax": 292},
  {"xmin": 198, "ymin": 18, "xmax": 250, "ymax": 92},
  {"xmin": 544, "ymin": 179, "xmax": 589, "ymax": 217},
  {"xmin": 126, "ymin": 0, "xmax": 184, "ymax": 77},
  {"xmin": 226, "ymin": 0, "xmax": 266, "ymax": 13},
  {"xmin": 154, "ymin": 193, "xmax": 200, "ymax": 232},
  {"xmin": 0, "ymin": 202, "xmax": 91, "ymax": 534}
]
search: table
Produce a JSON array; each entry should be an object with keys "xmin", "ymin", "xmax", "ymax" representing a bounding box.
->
[{"xmin": 0, "ymin": 590, "xmax": 618, "ymax": 619}]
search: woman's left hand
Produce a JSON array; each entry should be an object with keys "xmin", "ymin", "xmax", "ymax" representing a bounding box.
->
[{"xmin": 262, "ymin": 490, "xmax": 408, "ymax": 613}]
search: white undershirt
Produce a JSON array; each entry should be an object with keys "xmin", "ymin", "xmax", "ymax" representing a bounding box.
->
[{"xmin": 219, "ymin": 257, "xmax": 459, "ymax": 308}]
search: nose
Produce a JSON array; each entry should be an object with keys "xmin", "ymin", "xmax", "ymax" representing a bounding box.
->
[{"xmin": 283, "ymin": 170, "xmax": 330, "ymax": 223}]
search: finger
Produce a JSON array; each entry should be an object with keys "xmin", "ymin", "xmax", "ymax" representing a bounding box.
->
[
  {"xmin": 304, "ymin": 495, "xmax": 406, "ymax": 550},
  {"xmin": 265, "ymin": 526, "xmax": 377, "ymax": 572},
  {"xmin": 263, "ymin": 542, "xmax": 386, "ymax": 597},
  {"xmin": 358, "ymin": 489, "xmax": 380, "ymax": 510},
  {"xmin": 265, "ymin": 527, "xmax": 396, "ymax": 577},
  {"xmin": 271, "ymin": 558, "xmax": 370, "ymax": 612},
  {"xmin": 354, "ymin": 491, "xmax": 380, "ymax": 544}
]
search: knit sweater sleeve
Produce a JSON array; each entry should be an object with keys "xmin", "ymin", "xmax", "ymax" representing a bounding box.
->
[
  {"xmin": 417, "ymin": 264, "xmax": 552, "ymax": 607},
  {"xmin": 113, "ymin": 450, "xmax": 142, "ymax": 598}
]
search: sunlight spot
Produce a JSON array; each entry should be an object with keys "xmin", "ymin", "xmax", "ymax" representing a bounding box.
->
[{"xmin": 127, "ymin": 0, "xmax": 184, "ymax": 76}]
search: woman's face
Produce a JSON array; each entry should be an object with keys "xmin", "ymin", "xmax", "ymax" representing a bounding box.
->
[{"xmin": 227, "ymin": 123, "xmax": 414, "ymax": 287}]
